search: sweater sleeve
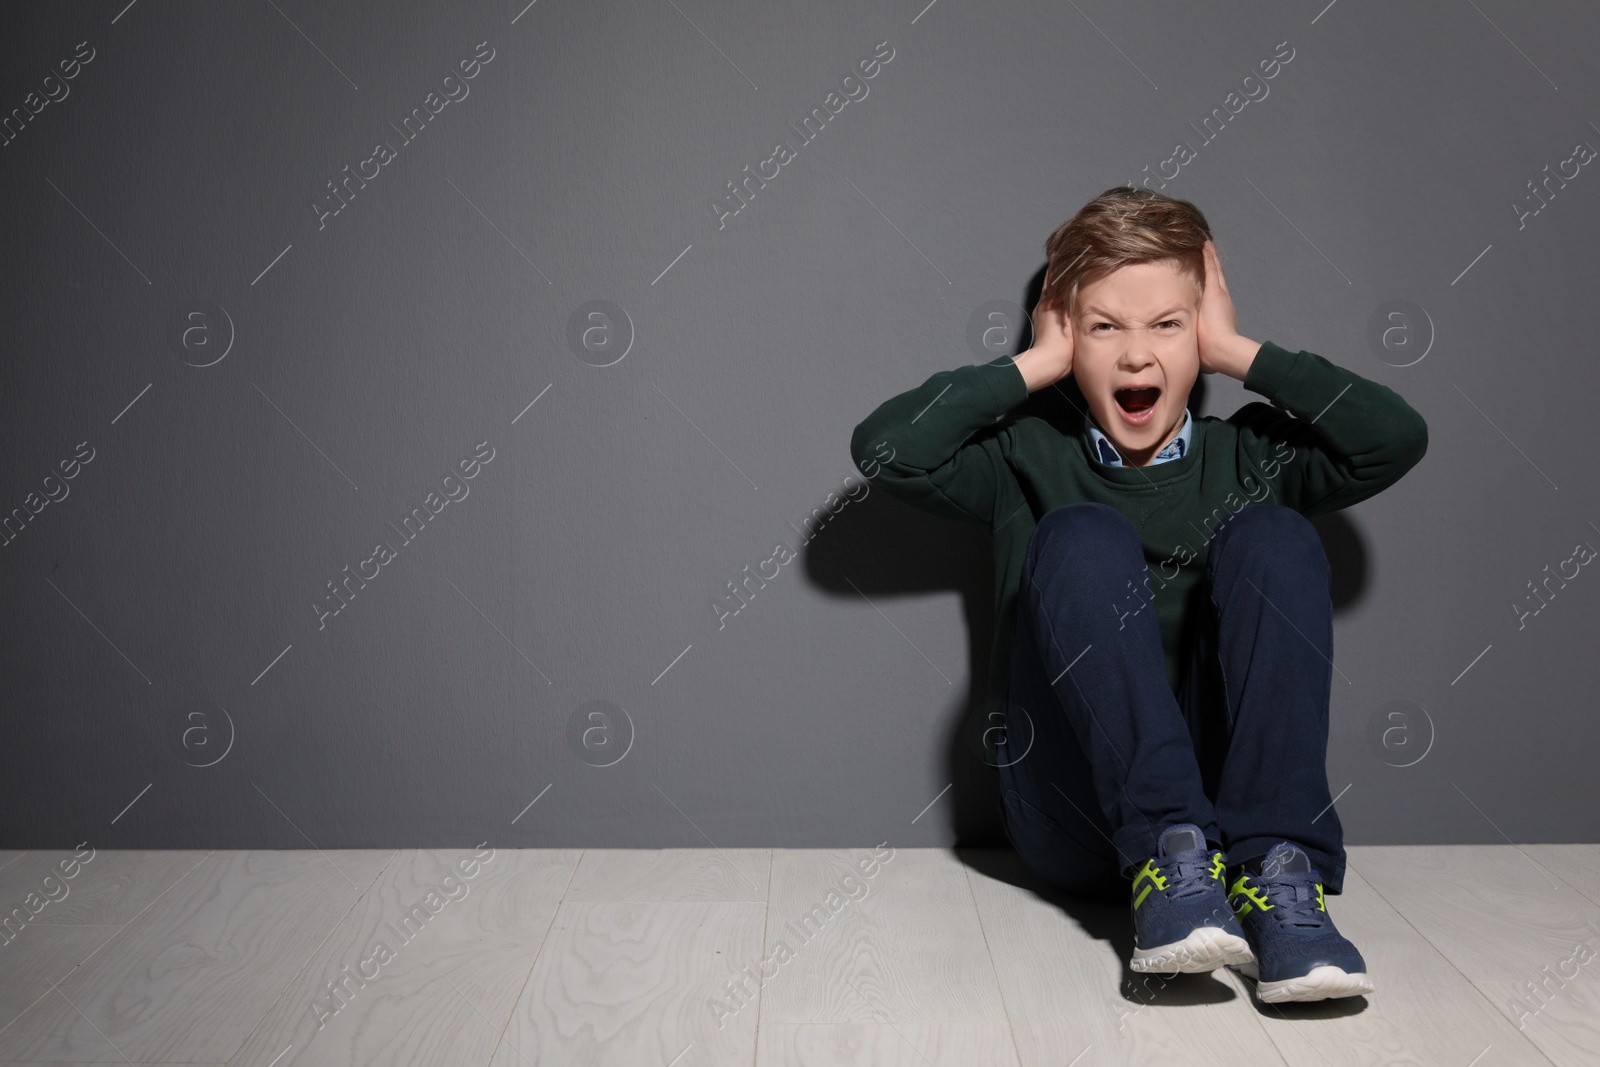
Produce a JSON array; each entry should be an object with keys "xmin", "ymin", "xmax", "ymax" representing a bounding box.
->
[
  {"xmin": 849, "ymin": 357, "xmax": 1031, "ymax": 530},
  {"xmin": 1230, "ymin": 340, "xmax": 1429, "ymax": 517}
]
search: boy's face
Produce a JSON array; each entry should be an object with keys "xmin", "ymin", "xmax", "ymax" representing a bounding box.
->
[{"xmin": 1069, "ymin": 259, "xmax": 1201, "ymax": 468}]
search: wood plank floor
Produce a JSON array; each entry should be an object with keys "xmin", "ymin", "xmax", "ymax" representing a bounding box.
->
[{"xmin": 0, "ymin": 845, "xmax": 1593, "ymax": 1065}]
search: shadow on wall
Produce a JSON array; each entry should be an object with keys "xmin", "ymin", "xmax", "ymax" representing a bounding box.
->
[{"xmin": 802, "ymin": 266, "xmax": 1376, "ymax": 846}]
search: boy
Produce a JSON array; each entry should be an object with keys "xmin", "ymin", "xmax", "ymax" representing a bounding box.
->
[{"xmin": 848, "ymin": 187, "xmax": 1427, "ymax": 1003}]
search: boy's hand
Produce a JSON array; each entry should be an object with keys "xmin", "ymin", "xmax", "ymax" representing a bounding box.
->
[
  {"xmin": 1014, "ymin": 294, "xmax": 1074, "ymax": 393},
  {"xmin": 1195, "ymin": 240, "xmax": 1261, "ymax": 379}
]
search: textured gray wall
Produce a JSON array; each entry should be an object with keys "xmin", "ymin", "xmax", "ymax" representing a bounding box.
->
[{"xmin": 3, "ymin": 0, "xmax": 1596, "ymax": 851}]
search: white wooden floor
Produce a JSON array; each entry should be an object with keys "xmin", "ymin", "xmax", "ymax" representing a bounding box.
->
[{"xmin": 0, "ymin": 845, "xmax": 1596, "ymax": 1066}]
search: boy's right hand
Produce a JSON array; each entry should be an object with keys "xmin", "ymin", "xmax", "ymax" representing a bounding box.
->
[{"xmin": 1014, "ymin": 295, "xmax": 1075, "ymax": 393}]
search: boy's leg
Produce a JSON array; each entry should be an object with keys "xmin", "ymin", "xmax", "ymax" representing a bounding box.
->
[
  {"xmin": 1012, "ymin": 502, "xmax": 1218, "ymax": 871},
  {"xmin": 1200, "ymin": 503, "xmax": 1346, "ymax": 891},
  {"xmin": 996, "ymin": 582, "xmax": 1127, "ymax": 901}
]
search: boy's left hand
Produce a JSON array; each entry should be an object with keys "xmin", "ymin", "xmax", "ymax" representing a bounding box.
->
[{"xmin": 1195, "ymin": 240, "xmax": 1256, "ymax": 378}]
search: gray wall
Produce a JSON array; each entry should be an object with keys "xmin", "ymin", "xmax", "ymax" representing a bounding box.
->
[{"xmin": 3, "ymin": 0, "xmax": 1597, "ymax": 851}]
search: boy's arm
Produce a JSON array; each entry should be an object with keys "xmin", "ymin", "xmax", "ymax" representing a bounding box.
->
[
  {"xmin": 849, "ymin": 357, "xmax": 1031, "ymax": 530},
  {"xmin": 1231, "ymin": 340, "xmax": 1429, "ymax": 516}
]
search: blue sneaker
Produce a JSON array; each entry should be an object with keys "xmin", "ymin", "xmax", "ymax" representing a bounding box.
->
[
  {"xmin": 1128, "ymin": 823, "xmax": 1255, "ymax": 974},
  {"xmin": 1227, "ymin": 841, "xmax": 1375, "ymax": 1003}
]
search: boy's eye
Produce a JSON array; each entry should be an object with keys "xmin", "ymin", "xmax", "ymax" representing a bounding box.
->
[{"xmin": 1089, "ymin": 321, "xmax": 1179, "ymax": 332}]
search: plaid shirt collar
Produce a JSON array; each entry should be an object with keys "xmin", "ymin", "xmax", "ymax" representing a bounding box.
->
[{"xmin": 1086, "ymin": 407, "xmax": 1193, "ymax": 467}]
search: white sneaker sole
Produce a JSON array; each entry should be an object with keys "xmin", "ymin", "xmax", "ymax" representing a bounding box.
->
[
  {"xmin": 1236, "ymin": 961, "xmax": 1375, "ymax": 1003},
  {"xmin": 1131, "ymin": 925, "xmax": 1255, "ymax": 974}
]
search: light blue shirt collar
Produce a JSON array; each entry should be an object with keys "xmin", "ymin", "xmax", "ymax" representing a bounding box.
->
[{"xmin": 1086, "ymin": 408, "xmax": 1192, "ymax": 467}]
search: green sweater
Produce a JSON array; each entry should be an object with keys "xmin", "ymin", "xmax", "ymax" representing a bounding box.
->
[{"xmin": 848, "ymin": 341, "xmax": 1428, "ymax": 719}]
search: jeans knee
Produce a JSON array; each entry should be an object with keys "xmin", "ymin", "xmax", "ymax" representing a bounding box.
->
[
  {"xmin": 1212, "ymin": 503, "xmax": 1326, "ymax": 577},
  {"xmin": 1025, "ymin": 503, "xmax": 1141, "ymax": 585},
  {"xmin": 1029, "ymin": 503, "xmax": 1136, "ymax": 560}
]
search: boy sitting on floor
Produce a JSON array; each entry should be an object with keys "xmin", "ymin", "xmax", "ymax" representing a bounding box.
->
[{"xmin": 849, "ymin": 186, "xmax": 1428, "ymax": 1002}]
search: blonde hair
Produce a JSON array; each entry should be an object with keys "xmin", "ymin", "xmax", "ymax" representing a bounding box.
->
[{"xmin": 1041, "ymin": 186, "xmax": 1213, "ymax": 318}]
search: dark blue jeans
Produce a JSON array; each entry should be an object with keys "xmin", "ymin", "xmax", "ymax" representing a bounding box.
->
[{"xmin": 995, "ymin": 501, "xmax": 1346, "ymax": 900}]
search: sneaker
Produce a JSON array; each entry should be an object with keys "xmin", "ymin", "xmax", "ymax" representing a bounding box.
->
[
  {"xmin": 1227, "ymin": 841, "xmax": 1375, "ymax": 1003},
  {"xmin": 1128, "ymin": 823, "xmax": 1255, "ymax": 974}
]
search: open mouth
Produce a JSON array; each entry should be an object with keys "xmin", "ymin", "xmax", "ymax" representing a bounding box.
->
[{"xmin": 1114, "ymin": 386, "xmax": 1161, "ymax": 422}]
